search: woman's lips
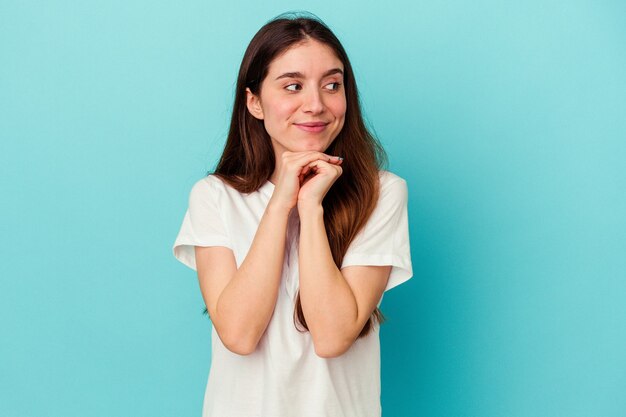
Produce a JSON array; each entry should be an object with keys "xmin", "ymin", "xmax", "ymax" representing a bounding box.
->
[{"xmin": 295, "ymin": 123, "xmax": 328, "ymax": 133}]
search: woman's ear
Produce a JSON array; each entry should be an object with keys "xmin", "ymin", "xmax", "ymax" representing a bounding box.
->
[{"xmin": 246, "ymin": 87, "xmax": 264, "ymax": 120}]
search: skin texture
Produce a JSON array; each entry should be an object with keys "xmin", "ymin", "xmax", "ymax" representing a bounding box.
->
[{"xmin": 195, "ymin": 39, "xmax": 391, "ymax": 357}]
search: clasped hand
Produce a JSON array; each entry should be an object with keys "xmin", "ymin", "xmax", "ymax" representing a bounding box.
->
[{"xmin": 269, "ymin": 151, "xmax": 344, "ymax": 213}]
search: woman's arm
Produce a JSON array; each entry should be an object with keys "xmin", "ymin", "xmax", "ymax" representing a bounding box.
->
[
  {"xmin": 196, "ymin": 151, "xmax": 342, "ymax": 355},
  {"xmin": 298, "ymin": 204, "xmax": 391, "ymax": 358},
  {"xmin": 195, "ymin": 202, "xmax": 291, "ymax": 355}
]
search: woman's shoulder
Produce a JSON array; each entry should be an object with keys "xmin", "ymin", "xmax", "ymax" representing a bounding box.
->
[
  {"xmin": 192, "ymin": 173, "xmax": 230, "ymax": 189},
  {"xmin": 190, "ymin": 174, "xmax": 216, "ymax": 190},
  {"xmin": 188, "ymin": 174, "xmax": 229, "ymax": 200},
  {"xmin": 196, "ymin": 173, "xmax": 261, "ymax": 198},
  {"xmin": 375, "ymin": 170, "xmax": 409, "ymax": 205},
  {"xmin": 378, "ymin": 169, "xmax": 407, "ymax": 187}
]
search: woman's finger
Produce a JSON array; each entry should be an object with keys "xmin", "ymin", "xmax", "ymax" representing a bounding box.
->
[
  {"xmin": 304, "ymin": 158, "xmax": 343, "ymax": 176},
  {"xmin": 286, "ymin": 151, "xmax": 342, "ymax": 171},
  {"xmin": 283, "ymin": 150, "xmax": 340, "ymax": 163}
]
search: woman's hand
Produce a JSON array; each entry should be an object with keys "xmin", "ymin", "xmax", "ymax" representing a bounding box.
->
[
  {"xmin": 297, "ymin": 155, "xmax": 343, "ymax": 211},
  {"xmin": 268, "ymin": 151, "xmax": 343, "ymax": 213}
]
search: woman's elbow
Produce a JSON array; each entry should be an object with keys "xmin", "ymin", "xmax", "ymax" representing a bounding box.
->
[
  {"xmin": 314, "ymin": 339, "xmax": 351, "ymax": 359},
  {"xmin": 223, "ymin": 337, "xmax": 258, "ymax": 356},
  {"xmin": 218, "ymin": 328, "xmax": 259, "ymax": 356}
]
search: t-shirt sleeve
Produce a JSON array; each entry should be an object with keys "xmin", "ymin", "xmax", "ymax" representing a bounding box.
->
[
  {"xmin": 172, "ymin": 177, "xmax": 232, "ymax": 271},
  {"xmin": 340, "ymin": 177, "xmax": 413, "ymax": 292}
]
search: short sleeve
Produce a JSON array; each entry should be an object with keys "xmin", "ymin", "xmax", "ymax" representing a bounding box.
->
[
  {"xmin": 172, "ymin": 177, "xmax": 232, "ymax": 271},
  {"xmin": 340, "ymin": 175, "xmax": 413, "ymax": 292}
]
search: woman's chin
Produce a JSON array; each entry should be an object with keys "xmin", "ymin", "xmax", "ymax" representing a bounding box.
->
[{"xmin": 292, "ymin": 142, "xmax": 327, "ymax": 153}]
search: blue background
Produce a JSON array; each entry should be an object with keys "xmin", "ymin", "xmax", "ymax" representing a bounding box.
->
[{"xmin": 1, "ymin": 1, "xmax": 625, "ymax": 416}]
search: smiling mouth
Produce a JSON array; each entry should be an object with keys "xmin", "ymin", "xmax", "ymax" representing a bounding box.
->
[
  {"xmin": 294, "ymin": 123, "xmax": 328, "ymax": 133},
  {"xmin": 295, "ymin": 121, "xmax": 329, "ymax": 127}
]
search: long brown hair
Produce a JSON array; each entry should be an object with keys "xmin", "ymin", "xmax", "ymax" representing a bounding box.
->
[{"xmin": 207, "ymin": 11, "xmax": 389, "ymax": 339}]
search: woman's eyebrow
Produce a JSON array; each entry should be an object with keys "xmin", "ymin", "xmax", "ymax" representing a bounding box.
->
[{"xmin": 274, "ymin": 68, "xmax": 343, "ymax": 81}]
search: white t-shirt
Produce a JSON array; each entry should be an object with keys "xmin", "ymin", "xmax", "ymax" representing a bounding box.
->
[{"xmin": 173, "ymin": 169, "xmax": 413, "ymax": 417}]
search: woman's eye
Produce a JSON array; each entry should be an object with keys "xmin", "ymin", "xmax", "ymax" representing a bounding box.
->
[{"xmin": 285, "ymin": 82, "xmax": 341, "ymax": 92}]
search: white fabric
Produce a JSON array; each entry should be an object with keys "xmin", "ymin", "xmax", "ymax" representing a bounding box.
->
[{"xmin": 172, "ymin": 170, "xmax": 413, "ymax": 417}]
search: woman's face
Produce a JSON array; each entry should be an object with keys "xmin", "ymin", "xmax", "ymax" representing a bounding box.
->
[{"xmin": 246, "ymin": 39, "xmax": 347, "ymax": 157}]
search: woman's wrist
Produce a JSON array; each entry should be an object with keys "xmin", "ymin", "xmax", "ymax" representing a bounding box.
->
[
  {"xmin": 266, "ymin": 200, "xmax": 293, "ymax": 217},
  {"xmin": 297, "ymin": 201, "xmax": 324, "ymax": 217}
]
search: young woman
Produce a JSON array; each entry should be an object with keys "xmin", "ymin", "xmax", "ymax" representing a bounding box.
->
[{"xmin": 173, "ymin": 12, "xmax": 413, "ymax": 417}]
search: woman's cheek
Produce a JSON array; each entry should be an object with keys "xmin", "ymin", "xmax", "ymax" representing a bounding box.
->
[
  {"xmin": 278, "ymin": 100, "xmax": 298, "ymax": 116},
  {"xmin": 334, "ymin": 95, "xmax": 347, "ymax": 115}
]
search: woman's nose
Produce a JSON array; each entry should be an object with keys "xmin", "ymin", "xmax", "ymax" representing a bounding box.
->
[{"xmin": 301, "ymin": 88, "xmax": 325, "ymax": 114}]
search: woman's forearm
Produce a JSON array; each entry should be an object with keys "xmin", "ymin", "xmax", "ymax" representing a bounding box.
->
[
  {"xmin": 216, "ymin": 202, "xmax": 291, "ymax": 354},
  {"xmin": 298, "ymin": 205, "xmax": 358, "ymax": 358}
]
